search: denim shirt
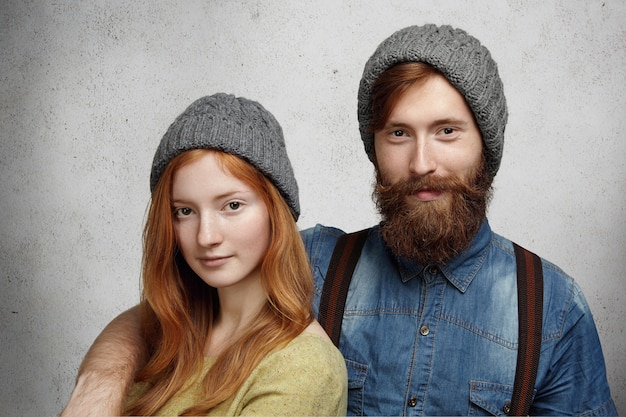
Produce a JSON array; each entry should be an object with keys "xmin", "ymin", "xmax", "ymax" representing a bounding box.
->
[{"xmin": 301, "ymin": 220, "xmax": 617, "ymax": 416}]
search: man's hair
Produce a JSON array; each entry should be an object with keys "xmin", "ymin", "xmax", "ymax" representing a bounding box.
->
[
  {"xmin": 369, "ymin": 62, "xmax": 443, "ymax": 134},
  {"xmin": 126, "ymin": 149, "xmax": 313, "ymax": 415}
]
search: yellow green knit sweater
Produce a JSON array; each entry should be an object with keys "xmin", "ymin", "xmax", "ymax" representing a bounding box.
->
[{"xmin": 127, "ymin": 332, "xmax": 348, "ymax": 416}]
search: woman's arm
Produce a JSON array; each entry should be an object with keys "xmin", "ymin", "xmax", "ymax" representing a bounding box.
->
[{"xmin": 60, "ymin": 305, "xmax": 146, "ymax": 417}]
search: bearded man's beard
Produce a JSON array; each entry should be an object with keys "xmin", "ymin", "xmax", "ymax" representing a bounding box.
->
[{"xmin": 374, "ymin": 160, "xmax": 493, "ymax": 266}]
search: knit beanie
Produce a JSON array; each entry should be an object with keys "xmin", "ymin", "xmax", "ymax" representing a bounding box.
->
[
  {"xmin": 150, "ymin": 93, "xmax": 300, "ymax": 220},
  {"xmin": 358, "ymin": 24, "xmax": 508, "ymax": 176}
]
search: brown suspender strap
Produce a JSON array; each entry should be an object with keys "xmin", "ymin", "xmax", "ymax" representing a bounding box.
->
[
  {"xmin": 319, "ymin": 233, "xmax": 543, "ymax": 415},
  {"xmin": 318, "ymin": 228, "xmax": 370, "ymax": 346},
  {"xmin": 509, "ymin": 242, "xmax": 544, "ymax": 416}
]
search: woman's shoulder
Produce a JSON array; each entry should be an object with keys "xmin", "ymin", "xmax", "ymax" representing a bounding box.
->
[
  {"xmin": 259, "ymin": 321, "xmax": 346, "ymax": 378},
  {"xmin": 241, "ymin": 323, "xmax": 347, "ymax": 410},
  {"xmin": 277, "ymin": 322, "xmax": 341, "ymax": 361},
  {"xmin": 235, "ymin": 322, "xmax": 348, "ymax": 415},
  {"xmin": 302, "ymin": 319, "xmax": 332, "ymax": 340}
]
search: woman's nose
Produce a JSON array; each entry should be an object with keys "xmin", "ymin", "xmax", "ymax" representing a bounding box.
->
[{"xmin": 197, "ymin": 214, "xmax": 223, "ymax": 247}]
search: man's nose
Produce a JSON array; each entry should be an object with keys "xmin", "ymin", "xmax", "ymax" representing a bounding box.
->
[{"xmin": 409, "ymin": 139, "xmax": 437, "ymax": 176}]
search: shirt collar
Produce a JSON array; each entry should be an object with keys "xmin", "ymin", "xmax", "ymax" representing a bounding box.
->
[{"xmin": 387, "ymin": 219, "xmax": 492, "ymax": 293}]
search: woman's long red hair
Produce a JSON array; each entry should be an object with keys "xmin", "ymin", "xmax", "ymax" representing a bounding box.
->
[{"xmin": 125, "ymin": 149, "xmax": 313, "ymax": 416}]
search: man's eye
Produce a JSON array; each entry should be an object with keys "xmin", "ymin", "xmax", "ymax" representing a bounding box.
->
[
  {"xmin": 393, "ymin": 130, "xmax": 404, "ymax": 137},
  {"xmin": 442, "ymin": 127, "xmax": 455, "ymax": 135}
]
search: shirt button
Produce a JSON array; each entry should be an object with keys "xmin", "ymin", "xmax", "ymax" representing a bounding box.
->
[
  {"xmin": 408, "ymin": 396, "xmax": 417, "ymax": 407},
  {"xmin": 429, "ymin": 266, "xmax": 438, "ymax": 275},
  {"xmin": 420, "ymin": 324, "xmax": 429, "ymax": 336}
]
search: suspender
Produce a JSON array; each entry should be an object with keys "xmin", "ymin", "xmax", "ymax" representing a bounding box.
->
[
  {"xmin": 509, "ymin": 243, "xmax": 544, "ymax": 416},
  {"xmin": 318, "ymin": 230, "xmax": 543, "ymax": 416},
  {"xmin": 317, "ymin": 228, "xmax": 370, "ymax": 345}
]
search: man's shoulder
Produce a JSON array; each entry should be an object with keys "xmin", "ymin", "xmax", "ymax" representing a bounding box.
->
[
  {"xmin": 300, "ymin": 224, "xmax": 378, "ymax": 262},
  {"xmin": 300, "ymin": 225, "xmax": 347, "ymax": 279},
  {"xmin": 300, "ymin": 224, "xmax": 346, "ymax": 245},
  {"xmin": 489, "ymin": 231, "xmax": 585, "ymax": 313},
  {"xmin": 490, "ymin": 232, "xmax": 571, "ymax": 280}
]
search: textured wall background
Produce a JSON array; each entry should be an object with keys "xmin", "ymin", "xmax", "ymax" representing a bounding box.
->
[{"xmin": 1, "ymin": 1, "xmax": 624, "ymax": 415}]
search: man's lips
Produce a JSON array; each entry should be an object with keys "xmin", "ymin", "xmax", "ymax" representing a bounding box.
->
[{"xmin": 413, "ymin": 189, "xmax": 444, "ymax": 202}]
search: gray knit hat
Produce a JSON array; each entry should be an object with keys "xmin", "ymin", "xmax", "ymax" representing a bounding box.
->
[
  {"xmin": 358, "ymin": 24, "xmax": 508, "ymax": 176},
  {"xmin": 150, "ymin": 93, "xmax": 300, "ymax": 219}
]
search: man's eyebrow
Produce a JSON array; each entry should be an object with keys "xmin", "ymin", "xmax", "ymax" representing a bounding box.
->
[
  {"xmin": 380, "ymin": 120, "xmax": 412, "ymax": 130},
  {"xmin": 430, "ymin": 117, "xmax": 472, "ymax": 127},
  {"xmin": 382, "ymin": 117, "xmax": 471, "ymax": 129}
]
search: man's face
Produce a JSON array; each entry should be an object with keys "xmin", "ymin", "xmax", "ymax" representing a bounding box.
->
[
  {"xmin": 373, "ymin": 73, "xmax": 483, "ymax": 195},
  {"xmin": 373, "ymin": 73, "xmax": 492, "ymax": 265}
]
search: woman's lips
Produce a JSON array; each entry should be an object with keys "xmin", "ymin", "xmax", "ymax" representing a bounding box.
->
[{"xmin": 199, "ymin": 256, "xmax": 230, "ymax": 268}]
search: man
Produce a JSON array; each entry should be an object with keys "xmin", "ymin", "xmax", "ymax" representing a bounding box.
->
[{"xmin": 62, "ymin": 24, "xmax": 617, "ymax": 416}]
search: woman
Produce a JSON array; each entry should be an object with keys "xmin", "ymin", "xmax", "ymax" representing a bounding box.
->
[{"xmin": 124, "ymin": 93, "xmax": 347, "ymax": 416}]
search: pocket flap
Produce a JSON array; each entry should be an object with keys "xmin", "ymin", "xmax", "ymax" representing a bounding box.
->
[
  {"xmin": 345, "ymin": 358, "xmax": 368, "ymax": 390},
  {"xmin": 469, "ymin": 380, "xmax": 515, "ymax": 416}
]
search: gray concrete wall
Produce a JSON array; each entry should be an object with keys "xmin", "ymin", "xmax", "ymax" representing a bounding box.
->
[{"xmin": 1, "ymin": 1, "xmax": 624, "ymax": 414}]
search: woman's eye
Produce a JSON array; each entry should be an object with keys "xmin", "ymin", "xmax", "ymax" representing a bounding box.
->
[
  {"xmin": 227, "ymin": 201, "xmax": 241, "ymax": 211},
  {"xmin": 175, "ymin": 207, "xmax": 193, "ymax": 217},
  {"xmin": 392, "ymin": 130, "xmax": 404, "ymax": 137},
  {"xmin": 441, "ymin": 127, "xmax": 455, "ymax": 135}
]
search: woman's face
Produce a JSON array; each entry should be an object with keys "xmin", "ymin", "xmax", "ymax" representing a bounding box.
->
[{"xmin": 171, "ymin": 152, "xmax": 271, "ymax": 292}]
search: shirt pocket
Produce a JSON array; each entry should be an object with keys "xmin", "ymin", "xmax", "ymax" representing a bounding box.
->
[
  {"xmin": 469, "ymin": 380, "xmax": 516, "ymax": 416},
  {"xmin": 345, "ymin": 358, "xmax": 368, "ymax": 416}
]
